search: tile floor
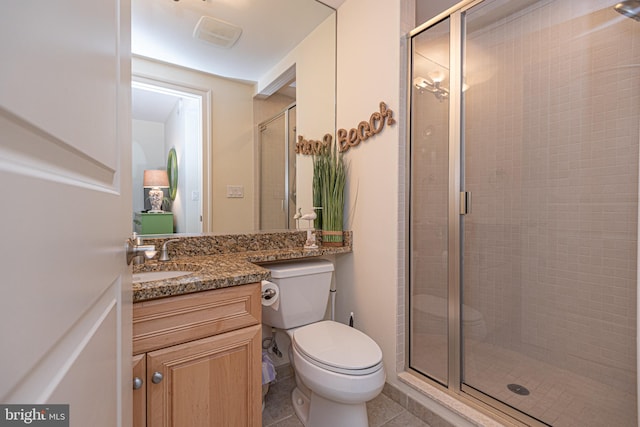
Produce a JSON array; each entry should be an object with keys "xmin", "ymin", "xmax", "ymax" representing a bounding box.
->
[
  {"xmin": 464, "ymin": 341, "xmax": 637, "ymax": 427},
  {"xmin": 412, "ymin": 334, "xmax": 637, "ymax": 426},
  {"xmin": 264, "ymin": 341, "xmax": 639, "ymax": 427},
  {"xmin": 262, "ymin": 368, "xmax": 433, "ymax": 427}
]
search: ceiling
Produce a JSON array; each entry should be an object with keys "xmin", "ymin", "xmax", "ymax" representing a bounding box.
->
[
  {"xmin": 131, "ymin": 0, "xmax": 343, "ymax": 122},
  {"xmin": 132, "ymin": 85, "xmax": 181, "ymax": 122},
  {"xmin": 132, "ymin": 0, "xmax": 340, "ymax": 82}
]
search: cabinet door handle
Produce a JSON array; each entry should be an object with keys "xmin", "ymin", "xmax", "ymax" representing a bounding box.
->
[
  {"xmin": 152, "ymin": 371, "xmax": 164, "ymax": 384},
  {"xmin": 133, "ymin": 377, "xmax": 144, "ymax": 390}
]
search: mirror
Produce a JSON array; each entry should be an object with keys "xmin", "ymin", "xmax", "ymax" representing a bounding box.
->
[{"xmin": 131, "ymin": 0, "xmax": 337, "ymax": 234}]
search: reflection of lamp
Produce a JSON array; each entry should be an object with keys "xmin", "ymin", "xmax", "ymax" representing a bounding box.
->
[
  {"xmin": 143, "ymin": 170, "xmax": 169, "ymax": 213},
  {"xmin": 414, "ymin": 76, "xmax": 450, "ymax": 101},
  {"xmin": 414, "ymin": 76, "xmax": 469, "ymax": 101}
]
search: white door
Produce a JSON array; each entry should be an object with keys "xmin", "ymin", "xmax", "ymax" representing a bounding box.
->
[{"xmin": 0, "ymin": 1, "xmax": 132, "ymax": 426}]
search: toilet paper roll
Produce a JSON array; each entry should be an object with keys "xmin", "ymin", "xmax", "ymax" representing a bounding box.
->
[{"xmin": 261, "ymin": 280, "xmax": 280, "ymax": 311}]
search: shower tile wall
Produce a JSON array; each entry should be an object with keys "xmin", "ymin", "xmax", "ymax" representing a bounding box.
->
[{"xmin": 463, "ymin": 0, "xmax": 638, "ymax": 410}]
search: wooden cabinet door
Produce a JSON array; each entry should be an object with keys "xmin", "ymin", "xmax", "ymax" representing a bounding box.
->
[
  {"xmin": 147, "ymin": 324, "xmax": 262, "ymax": 427},
  {"xmin": 133, "ymin": 354, "xmax": 146, "ymax": 427}
]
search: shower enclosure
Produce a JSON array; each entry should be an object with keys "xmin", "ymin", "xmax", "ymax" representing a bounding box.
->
[
  {"xmin": 259, "ymin": 104, "xmax": 297, "ymax": 229},
  {"xmin": 408, "ymin": 0, "xmax": 639, "ymax": 425}
]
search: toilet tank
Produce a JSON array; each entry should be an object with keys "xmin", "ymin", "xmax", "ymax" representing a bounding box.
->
[{"xmin": 262, "ymin": 259, "xmax": 334, "ymax": 329}]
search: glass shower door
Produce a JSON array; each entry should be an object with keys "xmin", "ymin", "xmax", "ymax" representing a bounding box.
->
[
  {"xmin": 461, "ymin": 0, "xmax": 639, "ymax": 425},
  {"xmin": 409, "ymin": 17, "xmax": 451, "ymax": 386},
  {"xmin": 259, "ymin": 105, "xmax": 296, "ymax": 230}
]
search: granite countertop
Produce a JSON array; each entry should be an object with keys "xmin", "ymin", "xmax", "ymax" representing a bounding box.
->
[{"xmin": 132, "ymin": 244, "xmax": 352, "ymax": 303}]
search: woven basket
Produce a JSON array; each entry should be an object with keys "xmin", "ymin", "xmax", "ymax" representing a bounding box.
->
[{"xmin": 322, "ymin": 230, "xmax": 343, "ymax": 247}]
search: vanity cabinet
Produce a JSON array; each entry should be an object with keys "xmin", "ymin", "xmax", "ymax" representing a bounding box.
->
[
  {"xmin": 132, "ymin": 283, "xmax": 262, "ymax": 427},
  {"xmin": 133, "ymin": 354, "xmax": 146, "ymax": 427}
]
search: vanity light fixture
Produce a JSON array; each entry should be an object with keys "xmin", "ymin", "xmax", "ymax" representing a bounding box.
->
[{"xmin": 143, "ymin": 170, "xmax": 170, "ymax": 213}]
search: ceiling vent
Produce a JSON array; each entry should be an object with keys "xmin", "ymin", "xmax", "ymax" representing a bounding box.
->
[{"xmin": 193, "ymin": 16, "xmax": 242, "ymax": 49}]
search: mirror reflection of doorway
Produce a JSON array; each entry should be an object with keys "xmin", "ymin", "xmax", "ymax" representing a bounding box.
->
[
  {"xmin": 131, "ymin": 78, "xmax": 206, "ymax": 234},
  {"xmin": 259, "ymin": 104, "xmax": 297, "ymax": 230}
]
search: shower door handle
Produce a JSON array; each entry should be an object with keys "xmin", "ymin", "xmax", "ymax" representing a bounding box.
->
[{"xmin": 460, "ymin": 191, "xmax": 471, "ymax": 215}]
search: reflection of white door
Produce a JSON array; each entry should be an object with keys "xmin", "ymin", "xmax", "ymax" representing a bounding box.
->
[
  {"xmin": 132, "ymin": 77, "xmax": 207, "ymax": 234},
  {"xmin": 0, "ymin": 1, "xmax": 131, "ymax": 425}
]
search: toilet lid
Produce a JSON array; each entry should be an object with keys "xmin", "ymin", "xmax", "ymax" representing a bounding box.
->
[{"xmin": 292, "ymin": 321, "xmax": 383, "ymax": 375}]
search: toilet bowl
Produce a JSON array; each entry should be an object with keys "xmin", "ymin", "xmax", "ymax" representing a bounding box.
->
[
  {"xmin": 287, "ymin": 321, "xmax": 385, "ymax": 427},
  {"xmin": 261, "ymin": 259, "xmax": 386, "ymax": 427}
]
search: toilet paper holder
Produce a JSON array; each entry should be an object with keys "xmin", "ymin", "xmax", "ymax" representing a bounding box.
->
[{"xmin": 262, "ymin": 288, "xmax": 277, "ymax": 300}]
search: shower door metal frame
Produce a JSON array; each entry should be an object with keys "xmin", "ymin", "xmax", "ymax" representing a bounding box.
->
[{"xmin": 406, "ymin": 2, "xmax": 552, "ymax": 425}]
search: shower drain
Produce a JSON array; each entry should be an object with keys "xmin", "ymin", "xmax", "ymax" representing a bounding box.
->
[{"xmin": 507, "ymin": 383, "xmax": 530, "ymax": 396}]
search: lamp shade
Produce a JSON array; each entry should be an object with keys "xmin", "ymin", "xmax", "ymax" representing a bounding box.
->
[{"xmin": 143, "ymin": 170, "xmax": 169, "ymax": 188}]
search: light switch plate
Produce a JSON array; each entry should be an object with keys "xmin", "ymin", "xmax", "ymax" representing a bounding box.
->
[{"xmin": 226, "ymin": 185, "xmax": 244, "ymax": 198}]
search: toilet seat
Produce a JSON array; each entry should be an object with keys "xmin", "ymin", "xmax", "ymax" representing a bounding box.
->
[{"xmin": 292, "ymin": 321, "xmax": 383, "ymax": 376}]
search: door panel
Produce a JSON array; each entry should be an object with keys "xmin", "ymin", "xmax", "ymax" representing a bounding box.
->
[
  {"xmin": 49, "ymin": 301, "xmax": 119, "ymax": 425},
  {"xmin": 0, "ymin": 1, "xmax": 132, "ymax": 425},
  {"xmin": 1, "ymin": 1, "xmax": 119, "ymax": 165}
]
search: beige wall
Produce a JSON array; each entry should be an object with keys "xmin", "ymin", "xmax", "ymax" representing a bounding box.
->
[
  {"xmin": 132, "ymin": 57, "xmax": 256, "ymax": 233},
  {"xmin": 334, "ymin": 0, "xmax": 402, "ymax": 394},
  {"xmin": 333, "ymin": 1, "xmax": 470, "ymax": 422}
]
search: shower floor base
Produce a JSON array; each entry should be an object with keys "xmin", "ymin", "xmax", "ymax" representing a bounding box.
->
[{"xmin": 412, "ymin": 334, "xmax": 636, "ymax": 426}]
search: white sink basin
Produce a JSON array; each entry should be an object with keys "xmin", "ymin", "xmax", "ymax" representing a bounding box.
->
[{"xmin": 133, "ymin": 271, "xmax": 193, "ymax": 283}]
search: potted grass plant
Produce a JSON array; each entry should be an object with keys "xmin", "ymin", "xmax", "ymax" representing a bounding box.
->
[{"xmin": 313, "ymin": 141, "xmax": 346, "ymax": 246}]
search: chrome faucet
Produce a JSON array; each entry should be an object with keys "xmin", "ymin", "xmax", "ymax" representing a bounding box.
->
[
  {"xmin": 159, "ymin": 239, "xmax": 180, "ymax": 262},
  {"xmin": 126, "ymin": 233, "xmax": 157, "ymax": 265}
]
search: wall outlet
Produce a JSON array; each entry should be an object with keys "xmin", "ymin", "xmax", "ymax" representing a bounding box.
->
[{"xmin": 226, "ymin": 185, "xmax": 244, "ymax": 198}]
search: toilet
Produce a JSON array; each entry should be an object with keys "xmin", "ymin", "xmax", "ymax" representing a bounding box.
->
[{"xmin": 262, "ymin": 259, "xmax": 385, "ymax": 427}]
